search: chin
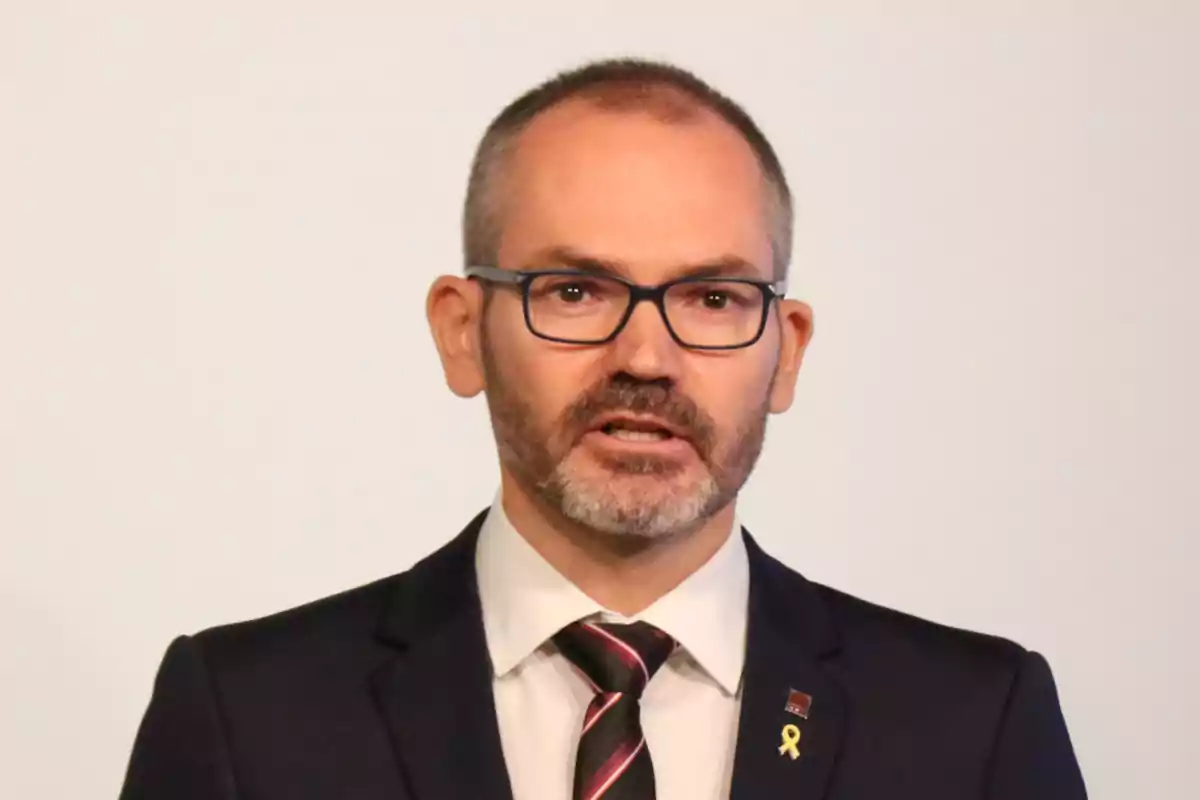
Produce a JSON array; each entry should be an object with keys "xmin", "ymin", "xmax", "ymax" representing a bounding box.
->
[{"xmin": 548, "ymin": 459, "xmax": 720, "ymax": 539}]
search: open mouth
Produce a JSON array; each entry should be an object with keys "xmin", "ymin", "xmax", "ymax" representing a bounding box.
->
[
  {"xmin": 592, "ymin": 416, "xmax": 683, "ymax": 443},
  {"xmin": 600, "ymin": 422, "xmax": 676, "ymax": 441}
]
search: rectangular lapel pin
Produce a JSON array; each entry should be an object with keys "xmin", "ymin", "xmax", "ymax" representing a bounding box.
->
[{"xmin": 785, "ymin": 689, "xmax": 813, "ymax": 720}]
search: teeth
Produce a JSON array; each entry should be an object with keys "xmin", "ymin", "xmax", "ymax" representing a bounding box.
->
[{"xmin": 608, "ymin": 428, "xmax": 670, "ymax": 442}]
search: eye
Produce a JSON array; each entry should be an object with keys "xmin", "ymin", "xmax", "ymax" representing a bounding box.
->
[
  {"xmin": 529, "ymin": 277, "xmax": 597, "ymax": 302},
  {"xmin": 532, "ymin": 275, "xmax": 624, "ymax": 305},
  {"xmin": 554, "ymin": 282, "xmax": 591, "ymax": 303},
  {"xmin": 674, "ymin": 281, "xmax": 758, "ymax": 311},
  {"xmin": 702, "ymin": 289, "xmax": 731, "ymax": 309}
]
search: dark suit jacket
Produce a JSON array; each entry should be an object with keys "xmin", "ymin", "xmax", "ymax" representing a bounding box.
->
[{"xmin": 119, "ymin": 510, "xmax": 1087, "ymax": 799}]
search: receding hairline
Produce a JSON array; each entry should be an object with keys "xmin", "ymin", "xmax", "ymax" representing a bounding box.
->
[
  {"xmin": 496, "ymin": 90, "xmax": 774, "ymax": 208},
  {"xmin": 557, "ymin": 79, "xmax": 716, "ymax": 122},
  {"xmin": 463, "ymin": 61, "xmax": 794, "ymax": 279}
]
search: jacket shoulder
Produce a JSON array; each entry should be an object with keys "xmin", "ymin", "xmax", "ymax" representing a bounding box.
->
[
  {"xmin": 803, "ymin": 578, "xmax": 1041, "ymax": 728},
  {"xmin": 185, "ymin": 512, "xmax": 485, "ymax": 675},
  {"xmin": 189, "ymin": 572, "xmax": 402, "ymax": 674},
  {"xmin": 791, "ymin": 575, "xmax": 1084, "ymax": 795},
  {"xmin": 748, "ymin": 535, "xmax": 1030, "ymax": 674},
  {"xmin": 817, "ymin": 581, "xmax": 1029, "ymax": 668}
]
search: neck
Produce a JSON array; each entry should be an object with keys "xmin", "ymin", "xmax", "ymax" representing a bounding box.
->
[{"xmin": 498, "ymin": 470, "xmax": 737, "ymax": 616}]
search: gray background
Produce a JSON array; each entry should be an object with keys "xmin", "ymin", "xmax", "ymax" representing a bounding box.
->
[{"xmin": 2, "ymin": 2, "xmax": 1197, "ymax": 797}]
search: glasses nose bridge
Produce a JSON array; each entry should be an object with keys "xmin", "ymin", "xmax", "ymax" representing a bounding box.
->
[{"xmin": 621, "ymin": 282, "xmax": 674, "ymax": 334}]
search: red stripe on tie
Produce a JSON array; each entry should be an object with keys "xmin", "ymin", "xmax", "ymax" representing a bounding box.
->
[
  {"xmin": 583, "ymin": 737, "xmax": 645, "ymax": 800},
  {"xmin": 581, "ymin": 692, "xmax": 622, "ymax": 735},
  {"xmin": 583, "ymin": 622, "xmax": 649, "ymax": 684}
]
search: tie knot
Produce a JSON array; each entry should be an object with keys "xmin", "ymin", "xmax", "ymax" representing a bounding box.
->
[{"xmin": 553, "ymin": 620, "xmax": 677, "ymax": 697}]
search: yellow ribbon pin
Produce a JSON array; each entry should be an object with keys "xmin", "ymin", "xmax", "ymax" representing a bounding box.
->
[{"xmin": 778, "ymin": 723, "xmax": 802, "ymax": 760}]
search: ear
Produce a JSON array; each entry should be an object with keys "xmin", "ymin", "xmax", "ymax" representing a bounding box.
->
[
  {"xmin": 768, "ymin": 298, "xmax": 814, "ymax": 414},
  {"xmin": 426, "ymin": 275, "xmax": 486, "ymax": 398}
]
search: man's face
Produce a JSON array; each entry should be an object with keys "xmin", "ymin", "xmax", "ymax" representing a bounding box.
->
[{"xmin": 480, "ymin": 100, "xmax": 790, "ymax": 540}]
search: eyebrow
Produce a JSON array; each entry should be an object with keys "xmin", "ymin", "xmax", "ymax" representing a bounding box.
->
[{"xmin": 523, "ymin": 246, "xmax": 767, "ymax": 281}]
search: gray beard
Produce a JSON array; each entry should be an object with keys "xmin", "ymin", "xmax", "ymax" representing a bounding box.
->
[
  {"xmin": 542, "ymin": 462, "xmax": 721, "ymax": 539},
  {"xmin": 481, "ymin": 332, "xmax": 771, "ymax": 540}
]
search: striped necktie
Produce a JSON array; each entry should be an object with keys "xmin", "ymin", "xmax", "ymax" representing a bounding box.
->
[{"xmin": 552, "ymin": 620, "xmax": 677, "ymax": 800}]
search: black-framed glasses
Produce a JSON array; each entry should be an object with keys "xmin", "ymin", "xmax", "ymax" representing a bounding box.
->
[{"xmin": 465, "ymin": 265, "xmax": 787, "ymax": 350}]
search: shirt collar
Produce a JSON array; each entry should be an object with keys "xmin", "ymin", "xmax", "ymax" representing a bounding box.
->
[{"xmin": 475, "ymin": 491, "xmax": 749, "ymax": 696}]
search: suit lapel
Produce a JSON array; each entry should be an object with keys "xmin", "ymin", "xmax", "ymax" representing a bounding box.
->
[
  {"xmin": 730, "ymin": 532, "xmax": 847, "ymax": 800},
  {"xmin": 368, "ymin": 510, "xmax": 514, "ymax": 800}
]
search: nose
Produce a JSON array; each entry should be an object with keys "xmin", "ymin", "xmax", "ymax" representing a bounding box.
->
[{"xmin": 604, "ymin": 297, "xmax": 684, "ymax": 382}]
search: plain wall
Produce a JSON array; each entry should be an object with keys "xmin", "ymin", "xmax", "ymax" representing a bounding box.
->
[{"xmin": 2, "ymin": 2, "xmax": 1197, "ymax": 797}]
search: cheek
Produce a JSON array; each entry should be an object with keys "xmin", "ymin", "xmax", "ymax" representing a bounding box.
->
[
  {"xmin": 692, "ymin": 359, "xmax": 775, "ymax": 430},
  {"xmin": 503, "ymin": 335, "xmax": 602, "ymax": 428}
]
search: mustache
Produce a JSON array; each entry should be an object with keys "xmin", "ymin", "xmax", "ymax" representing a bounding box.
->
[{"xmin": 559, "ymin": 376, "xmax": 716, "ymax": 451}]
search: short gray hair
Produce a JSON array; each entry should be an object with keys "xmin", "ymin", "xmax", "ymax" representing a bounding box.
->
[{"xmin": 462, "ymin": 58, "xmax": 794, "ymax": 280}]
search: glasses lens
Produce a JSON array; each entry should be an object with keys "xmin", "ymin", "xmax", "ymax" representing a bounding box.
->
[
  {"xmin": 663, "ymin": 280, "xmax": 765, "ymax": 347},
  {"xmin": 526, "ymin": 273, "xmax": 631, "ymax": 342}
]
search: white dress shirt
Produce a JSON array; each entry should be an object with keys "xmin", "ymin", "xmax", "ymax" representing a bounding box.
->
[{"xmin": 475, "ymin": 495, "xmax": 750, "ymax": 800}]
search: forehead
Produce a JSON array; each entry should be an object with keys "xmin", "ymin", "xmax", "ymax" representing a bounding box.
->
[{"xmin": 496, "ymin": 98, "xmax": 774, "ymax": 280}]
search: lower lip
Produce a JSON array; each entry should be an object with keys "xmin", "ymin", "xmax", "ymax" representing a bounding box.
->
[{"xmin": 581, "ymin": 429, "xmax": 696, "ymax": 459}]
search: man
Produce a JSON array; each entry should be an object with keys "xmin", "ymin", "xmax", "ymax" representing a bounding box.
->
[{"xmin": 119, "ymin": 59, "xmax": 1087, "ymax": 799}]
